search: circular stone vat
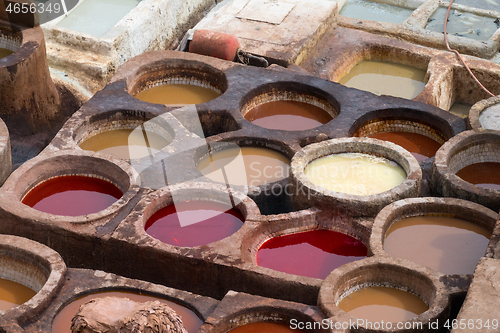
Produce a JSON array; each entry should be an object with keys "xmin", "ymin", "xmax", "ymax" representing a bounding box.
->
[
  {"xmin": 291, "ymin": 138, "xmax": 421, "ymax": 216},
  {"xmin": 141, "ymin": 183, "xmax": 258, "ymax": 248},
  {"xmin": 370, "ymin": 198, "xmax": 497, "ymax": 276},
  {"xmin": 240, "ymin": 82, "xmax": 337, "ymax": 131},
  {"xmin": 5, "ymin": 151, "xmax": 139, "ymax": 223},
  {"xmin": 352, "ymin": 117, "xmax": 447, "ymax": 163},
  {"xmin": 0, "ymin": 28, "xmax": 21, "ymax": 59},
  {"xmin": 52, "ymin": 290, "xmax": 203, "ymax": 333},
  {"xmin": 256, "ymin": 229, "xmax": 367, "ymax": 279},
  {"xmin": 338, "ymin": 60, "xmax": 426, "ymax": 100},
  {"xmin": 75, "ymin": 113, "xmax": 174, "ymax": 160},
  {"xmin": 129, "ymin": 60, "xmax": 227, "ymax": 105},
  {"xmin": 318, "ymin": 259, "xmax": 449, "ymax": 332},
  {"xmin": 0, "ymin": 117, "xmax": 11, "ymax": 186},
  {"xmin": 469, "ymin": 95, "xmax": 500, "ymax": 131},
  {"xmin": 430, "ymin": 130, "xmax": 500, "ymax": 211},
  {"xmin": 227, "ymin": 322, "xmax": 304, "ymax": 332},
  {"xmin": 196, "ymin": 142, "xmax": 290, "ymax": 187},
  {"xmin": 0, "ymin": 235, "xmax": 66, "ymax": 316}
]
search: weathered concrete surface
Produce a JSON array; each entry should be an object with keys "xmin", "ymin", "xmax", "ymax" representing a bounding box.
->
[
  {"xmin": 0, "ymin": 117, "xmax": 11, "ymax": 186},
  {"xmin": 191, "ymin": 0, "xmax": 338, "ymax": 66},
  {"xmin": 452, "ymin": 258, "xmax": 500, "ymax": 333}
]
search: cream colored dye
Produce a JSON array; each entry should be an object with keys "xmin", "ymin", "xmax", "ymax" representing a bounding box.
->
[
  {"xmin": 449, "ymin": 102, "xmax": 471, "ymax": 118},
  {"xmin": 479, "ymin": 103, "xmax": 500, "ymax": 131},
  {"xmin": 338, "ymin": 61, "xmax": 426, "ymax": 99},
  {"xmin": 57, "ymin": 0, "xmax": 142, "ymax": 37},
  {"xmin": 304, "ymin": 153, "xmax": 406, "ymax": 195},
  {"xmin": 340, "ymin": 0, "xmax": 414, "ymax": 24},
  {"xmin": 79, "ymin": 128, "xmax": 170, "ymax": 159},
  {"xmin": 338, "ymin": 286, "xmax": 428, "ymax": 322},
  {"xmin": 197, "ymin": 147, "xmax": 290, "ymax": 187},
  {"xmin": 384, "ymin": 216, "xmax": 491, "ymax": 275},
  {"xmin": 426, "ymin": 7, "xmax": 499, "ymax": 41},
  {"xmin": 134, "ymin": 84, "xmax": 220, "ymax": 105},
  {"xmin": 0, "ymin": 48, "xmax": 13, "ymax": 59}
]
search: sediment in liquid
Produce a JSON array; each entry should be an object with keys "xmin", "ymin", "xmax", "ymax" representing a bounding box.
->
[
  {"xmin": 456, "ymin": 162, "xmax": 500, "ymax": 190},
  {"xmin": 304, "ymin": 153, "xmax": 406, "ymax": 195},
  {"xmin": 226, "ymin": 322, "xmax": 305, "ymax": 333},
  {"xmin": 134, "ymin": 83, "xmax": 220, "ymax": 105},
  {"xmin": 368, "ymin": 131, "xmax": 441, "ymax": 162},
  {"xmin": 79, "ymin": 128, "xmax": 170, "ymax": 159},
  {"xmin": 197, "ymin": 147, "xmax": 290, "ymax": 187},
  {"xmin": 340, "ymin": 0, "xmax": 413, "ymax": 24},
  {"xmin": 51, "ymin": 291, "xmax": 202, "ymax": 333},
  {"xmin": 0, "ymin": 278, "xmax": 36, "ymax": 311},
  {"xmin": 0, "ymin": 48, "xmax": 14, "ymax": 59},
  {"xmin": 426, "ymin": 7, "xmax": 498, "ymax": 41},
  {"xmin": 338, "ymin": 286, "xmax": 428, "ymax": 322},
  {"xmin": 22, "ymin": 176, "xmax": 123, "ymax": 216},
  {"xmin": 244, "ymin": 100, "xmax": 333, "ymax": 131},
  {"xmin": 338, "ymin": 61, "xmax": 426, "ymax": 100},
  {"xmin": 384, "ymin": 216, "xmax": 491, "ymax": 275},
  {"xmin": 145, "ymin": 200, "xmax": 244, "ymax": 247},
  {"xmin": 257, "ymin": 230, "xmax": 367, "ymax": 279}
]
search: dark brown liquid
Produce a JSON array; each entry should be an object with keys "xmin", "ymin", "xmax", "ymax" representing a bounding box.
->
[
  {"xmin": 51, "ymin": 291, "xmax": 202, "ymax": 333},
  {"xmin": 245, "ymin": 100, "xmax": 333, "ymax": 131},
  {"xmin": 369, "ymin": 131, "xmax": 441, "ymax": 162},
  {"xmin": 0, "ymin": 278, "xmax": 36, "ymax": 311},
  {"xmin": 22, "ymin": 176, "xmax": 123, "ymax": 216},
  {"xmin": 456, "ymin": 162, "xmax": 500, "ymax": 190},
  {"xmin": 227, "ymin": 322, "xmax": 304, "ymax": 333},
  {"xmin": 338, "ymin": 286, "xmax": 428, "ymax": 322},
  {"xmin": 145, "ymin": 200, "xmax": 244, "ymax": 247},
  {"xmin": 384, "ymin": 216, "xmax": 491, "ymax": 275}
]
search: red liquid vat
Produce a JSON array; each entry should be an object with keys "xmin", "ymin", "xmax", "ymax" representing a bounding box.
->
[
  {"xmin": 145, "ymin": 200, "xmax": 244, "ymax": 247},
  {"xmin": 369, "ymin": 131, "xmax": 441, "ymax": 162},
  {"xmin": 257, "ymin": 230, "xmax": 367, "ymax": 279},
  {"xmin": 22, "ymin": 176, "xmax": 123, "ymax": 216},
  {"xmin": 456, "ymin": 162, "xmax": 500, "ymax": 190}
]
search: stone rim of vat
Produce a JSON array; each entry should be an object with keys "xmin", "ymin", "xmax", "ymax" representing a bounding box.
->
[
  {"xmin": 318, "ymin": 257, "xmax": 450, "ymax": 332},
  {"xmin": 0, "ymin": 117, "xmax": 11, "ymax": 186},
  {"xmin": 468, "ymin": 95, "xmax": 500, "ymax": 131},
  {"xmin": 430, "ymin": 129, "xmax": 500, "ymax": 212},
  {"xmin": 290, "ymin": 137, "xmax": 422, "ymax": 217},
  {"xmin": 122, "ymin": 57, "xmax": 228, "ymax": 104},
  {"xmin": 239, "ymin": 81, "xmax": 339, "ymax": 131},
  {"xmin": 73, "ymin": 110, "xmax": 176, "ymax": 160},
  {"xmin": 128, "ymin": 181, "xmax": 260, "ymax": 249},
  {"xmin": 0, "ymin": 234, "xmax": 66, "ymax": 326},
  {"xmin": 370, "ymin": 197, "xmax": 498, "ymax": 279},
  {"xmin": 0, "ymin": 150, "xmax": 140, "ymax": 224},
  {"xmin": 193, "ymin": 138, "xmax": 293, "ymax": 196},
  {"xmin": 197, "ymin": 291, "xmax": 327, "ymax": 333}
]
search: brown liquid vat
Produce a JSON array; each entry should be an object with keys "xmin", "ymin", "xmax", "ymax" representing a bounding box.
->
[
  {"xmin": 290, "ymin": 137, "xmax": 422, "ymax": 217},
  {"xmin": 370, "ymin": 197, "xmax": 498, "ymax": 281},
  {"xmin": 0, "ymin": 235, "xmax": 66, "ymax": 328},
  {"xmin": 430, "ymin": 130, "xmax": 500, "ymax": 212},
  {"xmin": 318, "ymin": 258, "xmax": 450, "ymax": 333}
]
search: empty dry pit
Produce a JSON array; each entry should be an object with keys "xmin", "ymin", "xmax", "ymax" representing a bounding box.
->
[
  {"xmin": 431, "ymin": 130, "xmax": 500, "ymax": 211},
  {"xmin": 240, "ymin": 82, "xmax": 338, "ymax": 131},
  {"xmin": 0, "ymin": 235, "xmax": 65, "ymax": 323},
  {"xmin": 290, "ymin": 137, "xmax": 422, "ymax": 216},
  {"xmin": 370, "ymin": 197, "xmax": 498, "ymax": 276},
  {"xmin": 128, "ymin": 59, "xmax": 227, "ymax": 106},
  {"xmin": 318, "ymin": 258, "xmax": 450, "ymax": 332},
  {"xmin": 351, "ymin": 114, "xmax": 451, "ymax": 163},
  {"xmin": 74, "ymin": 111, "xmax": 175, "ymax": 160}
]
